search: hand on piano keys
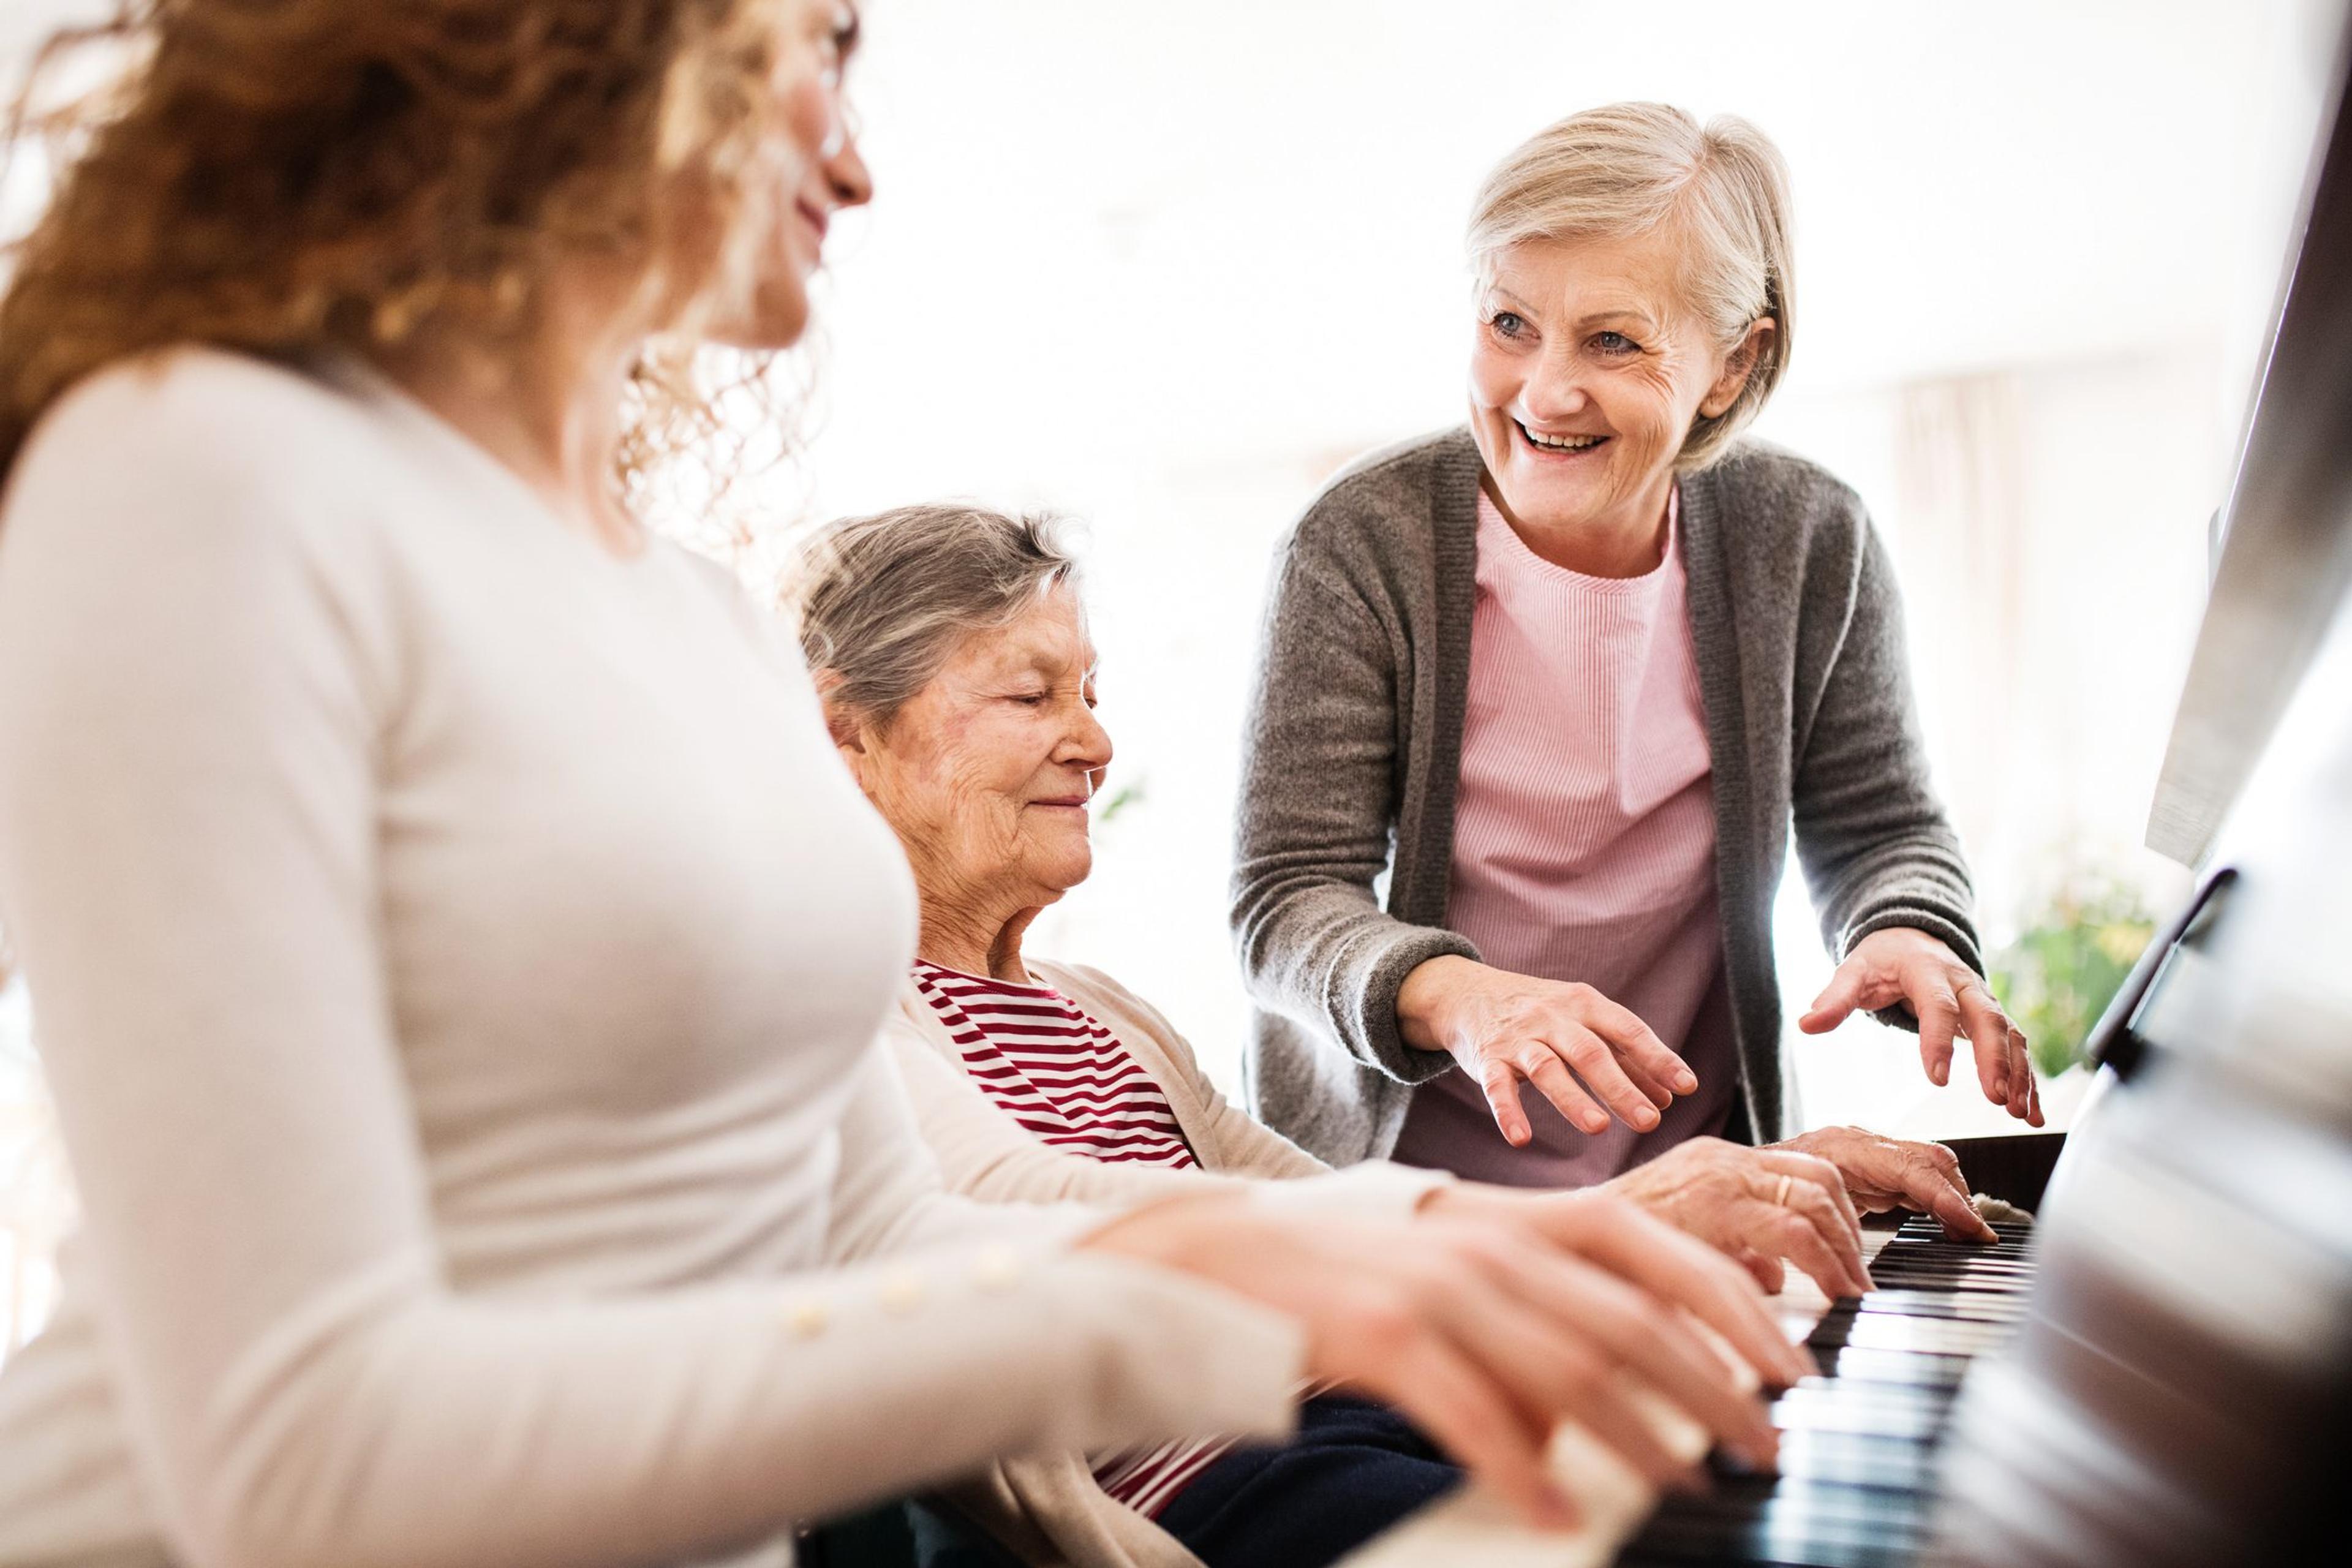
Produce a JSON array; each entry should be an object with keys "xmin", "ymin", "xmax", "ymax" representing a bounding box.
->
[
  {"xmin": 1342, "ymin": 1211, "xmax": 2032, "ymax": 1567},
  {"xmin": 1591, "ymin": 1137, "xmax": 1877, "ymax": 1297},
  {"xmin": 1762, "ymin": 1127, "xmax": 2002, "ymax": 1245},
  {"xmin": 1100, "ymin": 1186, "xmax": 1811, "ymax": 1538}
]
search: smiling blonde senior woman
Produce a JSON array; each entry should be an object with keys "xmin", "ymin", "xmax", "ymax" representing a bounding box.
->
[
  {"xmin": 1232, "ymin": 103, "xmax": 2043, "ymax": 1203},
  {"xmin": 786, "ymin": 502, "xmax": 1997, "ymax": 1568}
]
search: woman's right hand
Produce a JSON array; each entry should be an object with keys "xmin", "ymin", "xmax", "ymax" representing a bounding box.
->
[
  {"xmin": 1396, "ymin": 954, "xmax": 1700, "ymax": 1144},
  {"xmin": 1081, "ymin": 1190, "xmax": 1791, "ymax": 1530}
]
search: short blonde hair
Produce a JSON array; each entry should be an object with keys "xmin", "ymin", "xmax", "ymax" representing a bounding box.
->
[{"xmin": 1468, "ymin": 102, "xmax": 1793, "ymax": 470}]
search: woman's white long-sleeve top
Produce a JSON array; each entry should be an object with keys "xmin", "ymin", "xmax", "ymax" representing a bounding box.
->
[{"xmin": 0, "ymin": 350, "xmax": 1303, "ymax": 1568}]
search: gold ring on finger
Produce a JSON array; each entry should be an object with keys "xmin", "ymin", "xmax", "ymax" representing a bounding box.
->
[{"xmin": 1773, "ymin": 1173, "xmax": 1793, "ymax": 1207}]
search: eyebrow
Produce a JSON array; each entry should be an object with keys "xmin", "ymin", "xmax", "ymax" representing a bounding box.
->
[
  {"xmin": 1003, "ymin": 649, "xmax": 1100, "ymax": 679},
  {"xmin": 1483, "ymin": 283, "xmax": 1660, "ymax": 336},
  {"xmin": 1579, "ymin": 307, "xmax": 1660, "ymax": 334}
]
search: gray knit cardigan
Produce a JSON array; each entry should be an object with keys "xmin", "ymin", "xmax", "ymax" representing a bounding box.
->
[{"xmin": 1229, "ymin": 427, "xmax": 1982, "ymax": 1167}]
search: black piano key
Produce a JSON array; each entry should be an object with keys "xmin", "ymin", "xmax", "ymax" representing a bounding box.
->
[
  {"xmin": 1868, "ymin": 1254, "xmax": 2038, "ymax": 1277},
  {"xmin": 1662, "ymin": 1471, "xmax": 1932, "ymax": 1526},
  {"xmin": 1621, "ymin": 1542, "xmax": 1912, "ymax": 1568},
  {"xmin": 1778, "ymin": 1378, "xmax": 1958, "ymax": 1407},
  {"xmin": 1714, "ymin": 1428, "xmax": 1943, "ymax": 1490},
  {"xmin": 1769, "ymin": 1401, "xmax": 1945, "ymax": 1442},
  {"xmin": 1766, "ymin": 1430, "xmax": 1943, "ymax": 1491},
  {"xmin": 1630, "ymin": 1479, "xmax": 1933, "ymax": 1564},
  {"xmin": 1869, "ymin": 1257, "xmax": 2034, "ymax": 1278},
  {"xmin": 1626, "ymin": 1517, "xmax": 1921, "ymax": 1567},
  {"xmin": 1809, "ymin": 1345, "xmax": 1974, "ymax": 1389},
  {"xmin": 1852, "ymin": 1292, "xmax": 2030, "ymax": 1322},
  {"xmin": 1770, "ymin": 1406, "xmax": 1953, "ymax": 1439},
  {"xmin": 1868, "ymin": 1257, "xmax": 2037, "ymax": 1280},
  {"xmin": 1621, "ymin": 1536, "xmax": 1915, "ymax": 1568},
  {"xmin": 1860, "ymin": 1272, "xmax": 2035, "ymax": 1295},
  {"xmin": 1809, "ymin": 1315, "xmax": 2015, "ymax": 1356},
  {"xmin": 1879, "ymin": 1234, "xmax": 2034, "ymax": 1252},
  {"xmin": 1866, "ymin": 1262, "xmax": 2035, "ymax": 1279}
]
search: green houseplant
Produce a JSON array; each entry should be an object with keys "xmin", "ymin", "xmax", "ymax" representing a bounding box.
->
[{"xmin": 1987, "ymin": 880, "xmax": 2157, "ymax": 1080}]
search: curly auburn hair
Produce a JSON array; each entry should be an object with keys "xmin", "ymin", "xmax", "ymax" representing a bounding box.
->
[{"xmin": 0, "ymin": 0, "xmax": 821, "ymax": 499}]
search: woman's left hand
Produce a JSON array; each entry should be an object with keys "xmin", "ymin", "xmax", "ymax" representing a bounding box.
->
[{"xmin": 1800, "ymin": 927, "xmax": 2043, "ymax": 1126}]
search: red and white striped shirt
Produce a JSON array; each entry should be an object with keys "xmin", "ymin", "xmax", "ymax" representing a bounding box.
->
[{"xmin": 910, "ymin": 961, "xmax": 1233, "ymax": 1515}]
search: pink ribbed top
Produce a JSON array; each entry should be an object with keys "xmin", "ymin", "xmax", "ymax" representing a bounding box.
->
[{"xmin": 1389, "ymin": 483, "xmax": 1735, "ymax": 1188}]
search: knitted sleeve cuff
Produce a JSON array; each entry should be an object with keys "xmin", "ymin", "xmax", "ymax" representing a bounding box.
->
[
  {"xmin": 1842, "ymin": 906, "xmax": 1987, "ymax": 1034},
  {"xmin": 1346, "ymin": 922, "xmax": 1483, "ymax": 1085}
]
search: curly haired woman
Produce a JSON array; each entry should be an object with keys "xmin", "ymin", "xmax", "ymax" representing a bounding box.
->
[{"xmin": 0, "ymin": 8, "xmax": 1792, "ymax": 1567}]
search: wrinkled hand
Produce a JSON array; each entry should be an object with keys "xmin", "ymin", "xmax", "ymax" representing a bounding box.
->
[
  {"xmin": 1801, "ymin": 929, "xmax": 2043, "ymax": 1126},
  {"xmin": 1586, "ymin": 1137, "xmax": 1872, "ymax": 1298},
  {"xmin": 1396, "ymin": 955, "xmax": 1699, "ymax": 1145},
  {"xmin": 1085, "ymin": 1190, "xmax": 1788, "ymax": 1530},
  {"xmin": 1768, "ymin": 1125, "xmax": 1998, "ymax": 1242}
]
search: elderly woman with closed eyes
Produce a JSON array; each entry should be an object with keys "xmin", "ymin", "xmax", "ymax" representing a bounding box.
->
[
  {"xmin": 1232, "ymin": 102, "xmax": 2039, "ymax": 1215},
  {"xmin": 785, "ymin": 502, "xmax": 2001, "ymax": 1568}
]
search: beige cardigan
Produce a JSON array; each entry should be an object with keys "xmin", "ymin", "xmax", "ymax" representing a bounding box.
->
[{"xmin": 886, "ymin": 960, "xmax": 1452, "ymax": 1568}]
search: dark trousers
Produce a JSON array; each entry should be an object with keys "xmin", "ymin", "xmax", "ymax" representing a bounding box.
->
[{"xmin": 1151, "ymin": 1395, "xmax": 1463, "ymax": 1568}]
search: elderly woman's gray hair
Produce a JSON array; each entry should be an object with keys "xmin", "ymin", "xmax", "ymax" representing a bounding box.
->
[
  {"xmin": 787, "ymin": 503, "xmax": 1080, "ymax": 726},
  {"xmin": 1469, "ymin": 102, "xmax": 1794, "ymax": 469}
]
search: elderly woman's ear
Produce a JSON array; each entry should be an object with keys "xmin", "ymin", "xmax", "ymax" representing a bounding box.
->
[
  {"xmin": 812, "ymin": 672, "xmax": 874, "ymax": 768},
  {"xmin": 1700, "ymin": 317, "xmax": 1778, "ymax": 420}
]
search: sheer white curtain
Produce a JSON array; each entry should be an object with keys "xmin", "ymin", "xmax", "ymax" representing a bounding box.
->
[
  {"xmin": 1883, "ymin": 356, "xmax": 2215, "ymax": 930},
  {"xmin": 1770, "ymin": 372, "xmax": 2040, "ymax": 1139},
  {"xmin": 1777, "ymin": 352, "xmax": 2215, "ymax": 1140},
  {"xmin": 1892, "ymin": 372, "xmax": 2031, "ymax": 891}
]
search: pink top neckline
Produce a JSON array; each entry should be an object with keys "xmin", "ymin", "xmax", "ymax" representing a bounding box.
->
[{"xmin": 1476, "ymin": 483, "xmax": 1681, "ymax": 592}]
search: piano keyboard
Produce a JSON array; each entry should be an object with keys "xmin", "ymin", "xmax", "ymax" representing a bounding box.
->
[{"xmin": 1618, "ymin": 1215, "xmax": 2038, "ymax": 1568}]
